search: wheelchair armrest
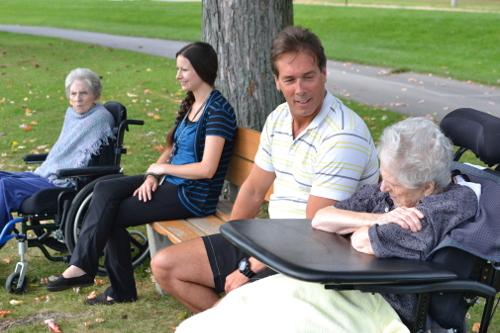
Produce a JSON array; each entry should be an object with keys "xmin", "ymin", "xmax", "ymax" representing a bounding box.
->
[
  {"xmin": 23, "ymin": 153, "xmax": 49, "ymax": 164},
  {"xmin": 353, "ymin": 280, "xmax": 496, "ymax": 299},
  {"xmin": 56, "ymin": 165, "xmax": 123, "ymax": 178}
]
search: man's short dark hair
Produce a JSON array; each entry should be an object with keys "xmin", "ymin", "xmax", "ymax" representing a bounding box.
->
[{"xmin": 270, "ymin": 25, "xmax": 326, "ymax": 77}]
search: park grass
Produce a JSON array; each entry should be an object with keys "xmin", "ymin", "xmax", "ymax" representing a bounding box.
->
[
  {"xmin": 1, "ymin": 31, "xmax": 497, "ymax": 333},
  {"xmin": 0, "ymin": 0, "xmax": 499, "ymax": 86},
  {"xmin": 296, "ymin": 0, "xmax": 500, "ymax": 11}
]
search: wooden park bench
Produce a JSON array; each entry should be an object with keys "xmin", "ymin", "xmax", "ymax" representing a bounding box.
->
[{"xmin": 146, "ymin": 127, "xmax": 272, "ymax": 293}]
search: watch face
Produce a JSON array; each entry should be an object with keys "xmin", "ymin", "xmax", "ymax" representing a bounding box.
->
[{"xmin": 238, "ymin": 259, "xmax": 247, "ymax": 271}]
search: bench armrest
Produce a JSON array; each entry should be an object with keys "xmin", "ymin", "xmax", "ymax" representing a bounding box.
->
[{"xmin": 56, "ymin": 165, "xmax": 123, "ymax": 178}]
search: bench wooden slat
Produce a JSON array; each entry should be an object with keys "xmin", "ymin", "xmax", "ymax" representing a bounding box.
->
[
  {"xmin": 185, "ymin": 215, "xmax": 225, "ymax": 235},
  {"xmin": 150, "ymin": 220, "xmax": 205, "ymax": 244},
  {"xmin": 232, "ymin": 127, "xmax": 261, "ymax": 161}
]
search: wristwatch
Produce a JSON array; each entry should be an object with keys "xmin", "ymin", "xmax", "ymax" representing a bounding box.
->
[{"xmin": 238, "ymin": 258, "xmax": 256, "ymax": 279}]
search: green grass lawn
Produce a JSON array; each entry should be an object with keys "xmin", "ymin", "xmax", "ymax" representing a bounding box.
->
[
  {"xmin": 0, "ymin": 0, "xmax": 499, "ymax": 85},
  {"xmin": 296, "ymin": 0, "xmax": 500, "ymax": 11}
]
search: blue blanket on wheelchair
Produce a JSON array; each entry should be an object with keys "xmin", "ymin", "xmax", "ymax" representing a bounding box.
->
[{"xmin": 429, "ymin": 162, "xmax": 500, "ymax": 262}]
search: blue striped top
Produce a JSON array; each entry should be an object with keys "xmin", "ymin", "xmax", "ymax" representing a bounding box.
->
[{"xmin": 175, "ymin": 90, "xmax": 237, "ymax": 216}]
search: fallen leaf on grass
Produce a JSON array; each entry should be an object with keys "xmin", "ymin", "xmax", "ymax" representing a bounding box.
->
[
  {"xmin": 171, "ymin": 327, "xmax": 178, "ymax": 330},
  {"xmin": 95, "ymin": 318, "xmax": 105, "ymax": 323},
  {"xmin": 177, "ymin": 312, "xmax": 189, "ymax": 320},
  {"xmin": 94, "ymin": 279, "xmax": 106, "ymax": 286},
  {"xmin": 2, "ymin": 258, "xmax": 10, "ymax": 263},
  {"xmin": 0, "ymin": 309, "xmax": 11, "ymax": 317},
  {"xmin": 9, "ymin": 300, "xmax": 23, "ymax": 306},
  {"xmin": 45, "ymin": 319, "xmax": 62, "ymax": 332},
  {"xmin": 472, "ymin": 322, "xmax": 480, "ymax": 333},
  {"xmin": 87, "ymin": 291, "xmax": 98, "ymax": 299}
]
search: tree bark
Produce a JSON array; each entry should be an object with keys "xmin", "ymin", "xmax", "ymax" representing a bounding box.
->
[{"xmin": 202, "ymin": 0, "xmax": 293, "ymax": 130}]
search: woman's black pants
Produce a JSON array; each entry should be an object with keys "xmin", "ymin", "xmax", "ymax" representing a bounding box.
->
[{"xmin": 69, "ymin": 175, "xmax": 192, "ymax": 302}]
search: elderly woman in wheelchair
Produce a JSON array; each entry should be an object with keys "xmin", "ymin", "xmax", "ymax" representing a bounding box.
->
[
  {"xmin": 0, "ymin": 68, "xmax": 114, "ymax": 248},
  {"xmin": 174, "ymin": 117, "xmax": 478, "ymax": 333}
]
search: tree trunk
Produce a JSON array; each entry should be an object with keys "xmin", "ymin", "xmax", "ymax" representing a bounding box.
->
[{"xmin": 202, "ymin": 0, "xmax": 293, "ymax": 131}]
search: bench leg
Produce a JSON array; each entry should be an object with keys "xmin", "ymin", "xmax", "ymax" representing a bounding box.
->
[{"xmin": 146, "ymin": 224, "xmax": 175, "ymax": 296}]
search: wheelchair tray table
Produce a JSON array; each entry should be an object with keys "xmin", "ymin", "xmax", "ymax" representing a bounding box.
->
[{"xmin": 220, "ymin": 219, "xmax": 457, "ymax": 286}]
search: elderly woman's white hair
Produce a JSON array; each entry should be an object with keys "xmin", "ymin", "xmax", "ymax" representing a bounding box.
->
[
  {"xmin": 377, "ymin": 117, "xmax": 454, "ymax": 192},
  {"xmin": 65, "ymin": 68, "xmax": 102, "ymax": 98}
]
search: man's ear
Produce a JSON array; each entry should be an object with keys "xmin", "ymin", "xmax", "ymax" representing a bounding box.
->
[{"xmin": 274, "ymin": 75, "xmax": 280, "ymax": 91}]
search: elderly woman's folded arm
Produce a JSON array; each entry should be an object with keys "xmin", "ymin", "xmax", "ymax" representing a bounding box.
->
[{"xmin": 311, "ymin": 206, "xmax": 379, "ymax": 235}]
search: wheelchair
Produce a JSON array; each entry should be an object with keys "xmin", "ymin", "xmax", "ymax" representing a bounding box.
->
[
  {"xmin": 2, "ymin": 101, "xmax": 149, "ymax": 294},
  {"xmin": 352, "ymin": 108, "xmax": 500, "ymax": 332},
  {"xmin": 220, "ymin": 108, "xmax": 500, "ymax": 333}
]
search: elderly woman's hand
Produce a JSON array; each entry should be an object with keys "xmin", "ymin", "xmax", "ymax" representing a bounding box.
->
[
  {"xmin": 133, "ymin": 176, "xmax": 159, "ymax": 202},
  {"xmin": 376, "ymin": 207, "xmax": 424, "ymax": 233}
]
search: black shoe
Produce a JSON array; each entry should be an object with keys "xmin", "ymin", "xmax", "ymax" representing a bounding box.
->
[
  {"xmin": 46, "ymin": 274, "xmax": 94, "ymax": 292},
  {"xmin": 85, "ymin": 293, "xmax": 115, "ymax": 306}
]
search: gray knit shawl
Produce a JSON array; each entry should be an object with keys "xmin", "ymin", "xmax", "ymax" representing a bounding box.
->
[{"xmin": 34, "ymin": 104, "xmax": 115, "ymax": 187}]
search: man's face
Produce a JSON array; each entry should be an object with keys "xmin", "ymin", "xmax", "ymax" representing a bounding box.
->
[{"xmin": 274, "ymin": 51, "xmax": 327, "ymax": 122}]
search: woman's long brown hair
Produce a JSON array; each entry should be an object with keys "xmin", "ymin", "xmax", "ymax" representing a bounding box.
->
[{"xmin": 166, "ymin": 42, "xmax": 218, "ymax": 151}]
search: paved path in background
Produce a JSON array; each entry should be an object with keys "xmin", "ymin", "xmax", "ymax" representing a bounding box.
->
[{"xmin": 1, "ymin": 25, "xmax": 498, "ymax": 120}]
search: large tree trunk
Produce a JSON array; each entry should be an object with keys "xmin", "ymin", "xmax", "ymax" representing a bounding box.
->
[{"xmin": 202, "ymin": 0, "xmax": 293, "ymax": 131}]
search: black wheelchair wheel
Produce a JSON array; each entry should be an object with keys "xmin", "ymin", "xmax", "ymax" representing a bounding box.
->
[
  {"xmin": 64, "ymin": 174, "xmax": 149, "ymax": 276},
  {"xmin": 6, "ymin": 272, "xmax": 28, "ymax": 294}
]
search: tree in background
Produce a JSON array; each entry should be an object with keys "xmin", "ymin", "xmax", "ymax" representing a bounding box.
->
[{"xmin": 202, "ymin": 0, "xmax": 293, "ymax": 130}]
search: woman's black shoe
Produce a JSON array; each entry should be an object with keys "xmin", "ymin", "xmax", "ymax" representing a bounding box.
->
[
  {"xmin": 46, "ymin": 274, "xmax": 94, "ymax": 292},
  {"xmin": 86, "ymin": 293, "xmax": 115, "ymax": 305}
]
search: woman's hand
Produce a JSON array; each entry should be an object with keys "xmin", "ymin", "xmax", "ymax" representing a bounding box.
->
[
  {"xmin": 146, "ymin": 163, "xmax": 166, "ymax": 175},
  {"xmin": 376, "ymin": 207, "xmax": 424, "ymax": 232},
  {"xmin": 133, "ymin": 176, "xmax": 159, "ymax": 202}
]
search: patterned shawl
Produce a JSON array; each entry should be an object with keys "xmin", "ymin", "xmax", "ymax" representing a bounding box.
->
[{"xmin": 34, "ymin": 103, "xmax": 115, "ymax": 187}]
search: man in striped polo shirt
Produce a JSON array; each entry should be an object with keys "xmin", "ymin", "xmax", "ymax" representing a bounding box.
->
[{"xmin": 151, "ymin": 26, "xmax": 379, "ymax": 314}]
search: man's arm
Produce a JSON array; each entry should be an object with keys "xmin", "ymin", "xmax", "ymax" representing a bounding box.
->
[
  {"xmin": 225, "ymin": 164, "xmax": 274, "ymax": 293},
  {"xmin": 230, "ymin": 163, "xmax": 275, "ymax": 220},
  {"xmin": 306, "ymin": 195, "xmax": 338, "ymax": 219}
]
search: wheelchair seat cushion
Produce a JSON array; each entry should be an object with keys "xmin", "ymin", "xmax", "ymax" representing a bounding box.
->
[{"xmin": 18, "ymin": 187, "xmax": 70, "ymax": 215}]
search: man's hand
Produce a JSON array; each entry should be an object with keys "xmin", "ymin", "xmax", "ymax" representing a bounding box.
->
[
  {"xmin": 377, "ymin": 206, "xmax": 424, "ymax": 232},
  {"xmin": 133, "ymin": 176, "xmax": 158, "ymax": 202},
  {"xmin": 224, "ymin": 269, "xmax": 249, "ymax": 293}
]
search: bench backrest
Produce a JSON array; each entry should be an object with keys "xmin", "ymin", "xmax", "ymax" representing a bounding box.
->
[{"xmin": 226, "ymin": 127, "xmax": 273, "ymax": 202}]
